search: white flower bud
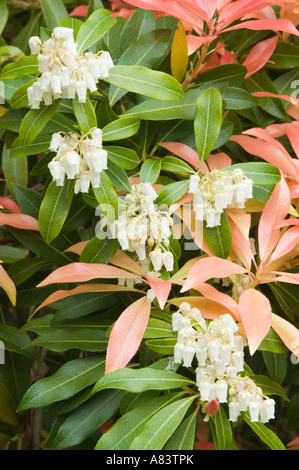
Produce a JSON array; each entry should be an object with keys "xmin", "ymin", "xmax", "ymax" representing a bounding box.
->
[
  {"xmin": 215, "ymin": 379, "xmax": 228, "ymax": 403},
  {"xmin": 162, "ymin": 251, "xmax": 174, "ymax": 272},
  {"xmin": 248, "ymin": 400, "xmax": 260, "ymax": 422},
  {"xmin": 29, "ymin": 36, "xmax": 42, "ymax": 55},
  {"xmin": 189, "ymin": 174, "xmax": 200, "ymax": 193},
  {"xmin": 229, "ymin": 401, "xmax": 240, "ymax": 422}
]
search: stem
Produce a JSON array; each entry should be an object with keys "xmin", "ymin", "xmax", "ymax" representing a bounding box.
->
[{"xmin": 182, "ymin": 42, "xmax": 210, "ymax": 91}]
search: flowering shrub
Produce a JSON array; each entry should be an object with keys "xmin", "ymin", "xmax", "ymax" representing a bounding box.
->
[{"xmin": 0, "ymin": 0, "xmax": 298, "ymax": 451}]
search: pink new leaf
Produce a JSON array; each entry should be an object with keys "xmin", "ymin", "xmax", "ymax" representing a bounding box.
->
[
  {"xmin": 243, "ymin": 36, "xmax": 278, "ymax": 78},
  {"xmin": 159, "ymin": 142, "xmax": 202, "ymax": 169},
  {"xmin": 0, "ymin": 213, "xmax": 39, "ymax": 231},
  {"xmin": 146, "ymin": 276, "xmax": 171, "ymax": 309},
  {"xmin": 0, "ymin": 264, "xmax": 16, "ymax": 306},
  {"xmin": 221, "ymin": 18, "xmax": 299, "ymax": 36},
  {"xmin": 258, "ymin": 177, "xmax": 291, "ymax": 265},
  {"xmin": 269, "ymin": 226, "xmax": 299, "ymax": 263},
  {"xmin": 238, "ymin": 288, "xmax": 272, "ymax": 355},
  {"xmin": 181, "ymin": 256, "xmax": 248, "ymax": 292},
  {"xmin": 271, "ymin": 313, "xmax": 299, "ymax": 359},
  {"xmin": 0, "ymin": 197, "xmax": 21, "ymax": 213},
  {"xmin": 37, "ymin": 262, "xmax": 143, "ymax": 286},
  {"xmin": 105, "ymin": 295, "xmax": 151, "ymax": 374}
]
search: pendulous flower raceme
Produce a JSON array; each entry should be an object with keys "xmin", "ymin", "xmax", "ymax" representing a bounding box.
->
[
  {"xmin": 28, "ymin": 27, "xmax": 114, "ymax": 108},
  {"xmin": 48, "ymin": 128, "xmax": 107, "ymax": 194},
  {"xmin": 103, "ymin": 182, "xmax": 174, "ymax": 274},
  {"xmin": 172, "ymin": 302, "xmax": 275, "ymax": 424},
  {"xmin": 189, "ymin": 168, "xmax": 253, "ymax": 227}
]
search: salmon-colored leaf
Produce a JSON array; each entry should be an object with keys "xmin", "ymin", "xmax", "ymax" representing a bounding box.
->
[
  {"xmin": 159, "ymin": 142, "xmax": 201, "ymax": 169},
  {"xmin": 105, "ymin": 296, "xmax": 151, "ymax": 374},
  {"xmin": 64, "ymin": 240, "xmax": 89, "ymax": 255},
  {"xmin": 181, "ymin": 256, "xmax": 247, "ymax": 292},
  {"xmin": 243, "ymin": 36, "xmax": 278, "ymax": 78},
  {"xmin": 0, "ymin": 197, "xmax": 21, "ymax": 213},
  {"xmin": 0, "ymin": 213, "xmax": 39, "ymax": 231},
  {"xmin": 0, "ymin": 265, "xmax": 16, "ymax": 306},
  {"xmin": 222, "ymin": 18, "xmax": 299, "ymax": 36},
  {"xmin": 37, "ymin": 262, "xmax": 143, "ymax": 287},
  {"xmin": 271, "ymin": 313, "xmax": 299, "ymax": 359},
  {"xmin": 258, "ymin": 177, "xmax": 291, "ymax": 265},
  {"xmin": 110, "ymin": 250, "xmax": 145, "ymax": 275},
  {"xmin": 269, "ymin": 226, "xmax": 299, "ymax": 263},
  {"xmin": 238, "ymin": 288, "xmax": 272, "ymax": 355},
  {"xmin": 146, "ymin": 276, "xmax": 171, "ymax": 309}
]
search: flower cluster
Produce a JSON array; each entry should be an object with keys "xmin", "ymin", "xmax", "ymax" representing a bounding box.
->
[
  {"xmin": 48, "ymin": 128, "xmax": 107, "ymax": 194},
  {"xmin": 28, "ymin": 27, "xmax": 114, "ymax": 108},
  {"xmin": 189, "ymin": 169, "xmax": 253, "ymax": 227},
  {"xmin": 172, "ymin": 302, "xmax": 275, "ymax": 423},
  {"xmin": 107, "ymin": 183, "xmax": 174, "ymax": 274}
]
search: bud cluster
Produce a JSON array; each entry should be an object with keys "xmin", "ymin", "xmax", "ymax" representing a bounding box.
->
[
  {"xmin": 28, "ymin": 27, "xmax": 114, "ymax": 108},
  {"xmin": 189, "ymin": 169, "xmax": 253, "ymax": 227},
  {"xmin": 48, "ymin": 128, "xmax": 107, "ymax": 193},
  {"xmin": 106, "ymin": 183, "xmax": 174, "ymax": 273},
  {"xmin": 172, "ymin": 302, "xmax": 275, "ymax": 423}
]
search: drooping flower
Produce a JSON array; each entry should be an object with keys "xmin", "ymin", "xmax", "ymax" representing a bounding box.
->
[
  {"xmin": 27, "ymin": 27, "xmax": 114, "ymax": 108},
  {"xmin": 172, "ymin": 301, "xmax": 276, "ymax": 423},
  {"xmin": 48, "ymin": 128, "xmax": 108, "ymax": 193},
  {"xmin": 188, "ymin": 168, "xmax": 253, "ymax": 227},
  {"xmin": 102, "ymin": 182, "xmax": 174, "ymax": 274}
]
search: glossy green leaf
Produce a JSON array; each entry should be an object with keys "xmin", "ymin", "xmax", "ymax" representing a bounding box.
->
[
  {"xmin": 161, "ymin": 156, "xmax": 194, "ymax": 175},
  {"xmin": 28, "ymin": 328, "xmax": 108, "ymax": 352},
  {"xmin": 93, "ymin": 367, "xmax": 195, "ymax": 393},
  {"xmin": 164, "ymin": 408, "xmax": 197, "ymax": 450},
  {"xmin": 103, "ymin": 65, "xmax": 184, "ymax": 101},
  {"xmin": 106, "ymin": 146, "xmax": 139, "ymax": 170},
  {"xmin": 2, "ymin": 145, "xmax": 27, "ymax": 198},
  {"xmin": 244, "ymin": 413, "xmax": 285, "ymax": 450},
  {"xmin": 10, "ymin": 134, "xmax": 51, "ymax": 158},
  {"xmin": 204, "ymin": 211, "xmax": 232, "ymax": 259},
  {"xmin": 17, "ymin": 355, "xmax": 106, "ymax": 411},
  {"xmin": 129, "ymin": 396, "xmax": 196, "ymax": 450},
  {"xmin": 76, "ymin": 9, "xmax": 117, "ymax": 55},
  {"xmin": 155, "ymin": 180, "xmax": 189, "ymax": 206},
  {"xmin": 0, "ymin": 57, "xmax": 38, "ymax": 80},
  {"xmin": 40, "ymin": 0, "xmax": 68, "ymax": 30},
  {"xmin": 102, "ymin": 116, "xmax": 140, "ymax": 141},
  {"xmin": 93, "ymin": 171, "xmax": 118, "ymax": 224},
  {"xmin": 19, "ymin": 101, "xmax": 60, "ymax": 147},
  {"xmin": 80, "ymin": 236, "xmax": 119, "ymax": 264},
  {"xmin": 38, "ymin": 180, "xmax": 74, "ymax": 244},
  {"xmin": 194, "ymin": 87, "xmax": 222, "ymax": 162},
  {"xmin": 209, "ymin": 404, "xmax": 233, "ymax": 450},
  {"xmin": 140, "ymin": 159, "xmax": 161, "ymax": 185},
  {"xmin": 72, "ymin": 98, "xmax": 97, "ymax": 135}
]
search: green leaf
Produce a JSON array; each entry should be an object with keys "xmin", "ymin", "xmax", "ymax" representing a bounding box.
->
[
  {"xmin": 58, "ymin": 17, "xmax": 83, "ymax": 40},
  {"xmin": 267, "ymin": 41, "xmax": 299, "ymax": 69},
  {"xmin": 195, "ymin": 64, "xmax": 247, "ymax": 88},
  {"xmin": 102, "ymin": 116, "xmax": 140, "ymax": 141},
  {"xmin": 51, "ymin": 292, "xmax": 119, "ymax": 323},
  {"xmin": 203, "ymin": 211, "xmax": 232, "ymax": 259},
  {"xmin": 0, "ymin": 46, "xmax": 24, "ymax": 64},
  {"xmin": 244, "ymin": 413, "xmax": 285, "ymax": 450},
  {"xmin": 0, "ymin": 246, "xmax": 27, "ymax": 264},
  {"xmin": 10, "ymin": 134, "xmax": 51, "ymax": 158},
  {"xmin": 7, "ymin": 257, "xmax": 47, "ymax": 286},
  {"xmin": 106, "ymin": 146, "xmax": 139, "ymax": 170},
  {"xmin": 0, "ymin": 324, "xmax": 39, "ymax": 361},
  {"xmin": 123, "ymin": 85, "xmax": 223, "ymax": 121},
  {"xmin": 0, "ymin": 0, "xmax": 8, "ymax": 35},
  {"xmin": 17, "ymin": 355, "xmax": 106, "ymax": 411},
  {"xmin": 209, "ymin": 404, "xmax": 233, "ymax": 450},
  {"xmin": 95, "ymin": 392, "xmax": 184, "ymax": 450},
  {"xmin": 1, "ymin": 145, "xmax": 27, "ymax": 198},
  {"xmin": 118, "ymin": 8, "xmax": 155, "ymax": 56},
  {"xmin": 145, "ymin": 337, "xmax": 176, "ymax": 355},
  {"xmin": 223, "ymin": 87, "xmax": 257, "ymax": 110},
  {"xmin": 251, "ymin": 374, "xmax": 289, "ymax": 402},
  {"xmin": 262, "ymin": 351, "xmax": 288, "ymax": 385},
  {"xmin": 155, "ymin": 180, "xmax": 189, "ymax": 206},
  {"xmin": 19, "ymin": 101, "xmax": 60, "ymax": 147},
  {"xmin": 40, "ymin": 0, "xmax": 68, "ymax": 30},
  {"xmin": 93, "ymin": 367, "xmax": 195, "ymax": 394},
  {"xmin": 38, "ymin": 180, "xmax": 74, "ymax": 244},
  {"xmin": 109, "ymin": 28, "xmax": 171, "ymax": 105},
  {"xmin": 103, "ymin": 65, "xmax": 184, "ymax": 101},
  {"xmin": 0, "ymin": 56, "xmax": 38, "ymax": 80},
  {"xmin": 164, "ymin": 408, "xmax": 197, "ymax": 450},
  {"xmin": 258, "ymin": 328, "xmax": 288, "ymax": 354},
  {"xmin": 9, "ymin": 79, "xmax": 35, "ymax": 109},
  {"xmin": 140, "ymin": 159, "xmax": 161, "ymax": 184},
  {"xmin": 106, "ymin": 160, "xmax": 131, "ymax": 193},
  {"xmin": 72, "ymin": 98, "xmax": 97, "ymax": 135},
  {"xmin": 194, "ymin": 87, "xmax": 222, "ymax": 162},
  {"xmin": 76, "ymin": 9, "xmax": 117, "ymax": 55},
  {"xmin": 93, "ymin": 171, "xmax": 118, "ymax": 224},
  {"xmin": 80, "ymin": 236, "xmax": 119, "ymax": 264},
  {"xmin": 221, "ymin": 162, "xmax": 281, "ymax": 186},
  {"xmin": 0, "ymin": 109, "xmax": 27, "ymax": 132},
  {"xmin": 129, "ymin": 396, "xmax": 196, "ymax": 450},
  {"xmin": 11, "ymin": 184, "xmax": 42, "ymax": 218},
  {"xmin": 28, "ymin": 328, "xmax": 108, "ymax": 352},
  {"xmin": 143, "ymin": 318, "xmax": 176, "ymax": 339},
  {"xmin": 161, "ymin": 156, "xmax": 194, "ymax": 175},
  {"xmin": 245, "ymin": 72, "xmax": 290, "ymax": 121},
  {"xmin": 51, "ymin": 389, "xmax": 123, "ymax": 450}
]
